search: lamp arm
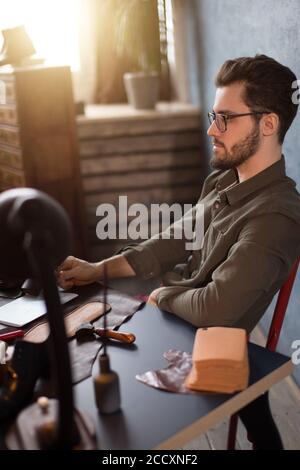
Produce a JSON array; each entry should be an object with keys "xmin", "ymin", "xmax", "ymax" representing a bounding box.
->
[{"xmin": 25, "ymin": 230, "xmax": 78, "ymax": 449}]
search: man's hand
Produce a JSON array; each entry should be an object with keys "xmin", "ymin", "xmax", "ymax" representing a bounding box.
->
[
  {"xmin": 56, "ymin": 256, "xmax": 102, "ymax": 289},
  {"xmin": 148, "ymin": 287, "xmax": 166, "ymax": 306}
]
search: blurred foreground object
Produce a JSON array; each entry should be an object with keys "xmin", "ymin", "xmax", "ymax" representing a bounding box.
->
[{"xmin": 0, "ymin": 188, "xmax": 95, "ymax": 449}]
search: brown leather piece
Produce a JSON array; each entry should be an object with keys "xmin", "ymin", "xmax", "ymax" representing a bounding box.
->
[
  {"xmin": 1, "ymin": 283, "xmax": 144, "ymax": 386},
  {"xmin": 24, "ymin": 301, "xmax": 111, "ymax": 343},
  {"xmin": 68, "ymin": 284, "xmax": 144, "ymax": 384},
  {"xmin": 185, "ymin": 327, "xmax": 249, "ymax": 393},
  {"xmin": 136, "ymin": 328, "xmax": 249, "ymax": 395}
]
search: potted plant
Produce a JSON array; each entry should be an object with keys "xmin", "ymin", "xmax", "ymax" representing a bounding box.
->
[{"xmin": 114, "ymin": 0, "xmax": 161, "ymax": 109}]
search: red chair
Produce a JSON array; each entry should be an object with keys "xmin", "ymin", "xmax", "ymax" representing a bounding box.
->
[{"xmin": 227, "ymin": 256, "xmax": 300, "ymax": 450}]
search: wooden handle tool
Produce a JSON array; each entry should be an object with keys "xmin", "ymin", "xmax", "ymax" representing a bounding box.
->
[{"xmin": 95, "ymin": 328, "xmax": 135, "ymax": 344}]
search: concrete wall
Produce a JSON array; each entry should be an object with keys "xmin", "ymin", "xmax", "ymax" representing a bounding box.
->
[{"xmin": 185, "ymin": 0, "xmax": 300, "ymax": 384}]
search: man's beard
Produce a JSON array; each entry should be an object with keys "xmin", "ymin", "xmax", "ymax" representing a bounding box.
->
[{"xmin": 210, "ymin": 123, "xmax": 260, "ymax": 170}]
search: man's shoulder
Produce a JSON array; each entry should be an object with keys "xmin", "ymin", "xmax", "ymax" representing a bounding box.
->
[
  {"xmin": 254, "ymin": 176, "xmax": 300, "ymax": 223},
  {"xmin": 240, "ymin": 179, "xmax": 300, "ymax": 257}
]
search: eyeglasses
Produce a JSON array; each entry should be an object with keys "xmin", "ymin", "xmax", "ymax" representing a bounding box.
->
[{"xmin": 207, "ymin": 111, "xmax": 269, "ymax": 133}]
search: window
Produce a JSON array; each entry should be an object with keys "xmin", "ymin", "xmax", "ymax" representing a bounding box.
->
[
  {"xmin": 94, "ymin": 0, "xmax": 172, "ymax": 103},
  {"xmin": 0, "ymin": 0, "xmax": 81, "ymax": 70}
]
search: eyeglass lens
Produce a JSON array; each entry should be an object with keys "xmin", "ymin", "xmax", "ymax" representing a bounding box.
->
[{"xmin": 209, "ymin": 113, "xmax": 226, "ymax": 132}]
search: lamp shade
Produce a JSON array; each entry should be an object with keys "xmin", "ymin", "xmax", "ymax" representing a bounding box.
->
[
  {"xmin": 0, "ymin": 188, "xmax": 71, "ymax": 280},
  {"xmin": 0, "ymin": 25, "xmax": 36, "ymax": 65}
]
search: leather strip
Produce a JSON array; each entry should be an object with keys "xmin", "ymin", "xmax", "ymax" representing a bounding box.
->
[
  {"xmin": 69, "ymin": 285, "xmax": 145, "ymax": 384},
  {"xmin": 24, "ymin": 301, "xmax": 111, "ymax": 343}
]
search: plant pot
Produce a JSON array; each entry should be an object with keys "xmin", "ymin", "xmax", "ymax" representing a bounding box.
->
[{"xmin": 124, "ymin": 72, "xmax": 160, "ymax": 110}]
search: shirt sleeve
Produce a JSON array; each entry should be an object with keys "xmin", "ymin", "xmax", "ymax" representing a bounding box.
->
[
  {"xmin": 119, "ymin": 205, "xmax": 198, "ymax": 279},
  {"xmin": 117, "ymin": 171, "xmax": 220, "ymax": 279},
  {"xmin": 156, "ymin": 213, "xmax": 299, "ymax": 328}
]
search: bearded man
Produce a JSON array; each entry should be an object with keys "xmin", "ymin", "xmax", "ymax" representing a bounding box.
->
[{"xmin": 58, "ymin": 55, "xmax": 300, "ymax": 449}]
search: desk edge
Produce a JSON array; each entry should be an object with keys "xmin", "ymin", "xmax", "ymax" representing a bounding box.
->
[{"xmin": 155, "ymin": 359, "xmax": 293, "ymax": 450}]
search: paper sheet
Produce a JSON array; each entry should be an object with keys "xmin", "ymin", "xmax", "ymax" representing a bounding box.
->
[{"xmin": 0, "ymin": 292, "xmax": 78, "ymax": 327}]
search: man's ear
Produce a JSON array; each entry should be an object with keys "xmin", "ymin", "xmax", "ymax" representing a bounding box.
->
[{"xmin": 261, "ymin": 113, "xmax": 280, "ymax": 137}]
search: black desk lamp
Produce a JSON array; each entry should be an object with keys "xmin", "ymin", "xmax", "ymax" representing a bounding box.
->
[{"xmin": 0, "ymin": 188, "xmax": 95, "ymax": 449}]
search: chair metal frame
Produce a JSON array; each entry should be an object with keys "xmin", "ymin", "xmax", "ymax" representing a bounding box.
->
[{"xmin": 227, "ymin": 257, "xmax": 300, "ymax": 450}]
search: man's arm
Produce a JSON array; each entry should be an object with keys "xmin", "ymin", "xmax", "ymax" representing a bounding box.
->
[
  {"xmin": 156, "ymin": 214, "xmax": 300, "ymax": 331},
  {"xmin": 120, "ymin": 204, "xmax": 199, "ymax": 280},
  {"xmin": 58, "ymin": 172, "xmax": 220, "ymax": 289},
  {"xmin": 129, "ymin": 171, "xmax": 222, "ymax": 278},
  {"xmin": 57, "ymin": 173, "xmax": 220, "ymax": 289},
  {"xmin": 57, "ymin": 254, "xmax": 135, "ymax": 289}
]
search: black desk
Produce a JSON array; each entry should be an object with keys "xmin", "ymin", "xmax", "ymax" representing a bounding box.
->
[{"xmin": 75, "ymin": 302, "xmax": 292, "ymax": 450}]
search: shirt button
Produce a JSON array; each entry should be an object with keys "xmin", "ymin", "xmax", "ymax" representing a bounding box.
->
[
  {"xmin": 213, "ymin": 201, "xmax": 220, "ymax": 210},
  {"xmin": 216, "ymin": 183, "xmax": 221, "ymax": 190}
]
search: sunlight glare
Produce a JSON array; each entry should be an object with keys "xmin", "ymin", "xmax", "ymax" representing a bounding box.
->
[{"xmin": 0, "ymin": 0, "xmax": 81, "ymax": 70}]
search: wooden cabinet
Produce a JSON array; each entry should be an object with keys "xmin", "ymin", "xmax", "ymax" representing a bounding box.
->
[
  {"xmin": 0, "ymin": 65, "xmax": 86, "ymax": 256},
  {"xmin": 77, "ymin": 103, "xmax": 204, "ymax": 261}
]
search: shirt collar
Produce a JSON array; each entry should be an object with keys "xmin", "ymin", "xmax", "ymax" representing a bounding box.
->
[{"xmin": 216, "ymin": 156, "xmax": 286, "ymax": 205}]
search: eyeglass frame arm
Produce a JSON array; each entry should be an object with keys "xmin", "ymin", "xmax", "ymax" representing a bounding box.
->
[{"xmin": 207, "ymin": 111, "xmax": 269, "ymax": 132}]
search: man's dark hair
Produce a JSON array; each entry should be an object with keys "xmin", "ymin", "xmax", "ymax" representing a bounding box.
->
[{"xmin": 215, "ymin": 54, "xmax": 299, "ymax": 143}]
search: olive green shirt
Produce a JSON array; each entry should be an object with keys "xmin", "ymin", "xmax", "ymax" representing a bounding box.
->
[{"xmin": 121, "ymin": 157, "xmax": 300, "ymax": 333}]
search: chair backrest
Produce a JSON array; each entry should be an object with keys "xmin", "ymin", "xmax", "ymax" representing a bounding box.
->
[{"xmin": 266, "ymin": 257, "xmax": 300, "ymax": 351}]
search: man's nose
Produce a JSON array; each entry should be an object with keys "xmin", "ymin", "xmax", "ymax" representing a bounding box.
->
[{"xmin": 207, "ymin": 120, "xmax": 221, "ymax": 137}]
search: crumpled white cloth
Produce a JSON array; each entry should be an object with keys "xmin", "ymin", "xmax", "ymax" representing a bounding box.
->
[{"xmin": 136, "ymin": 349, "xmax": 203, "ymax": 394}]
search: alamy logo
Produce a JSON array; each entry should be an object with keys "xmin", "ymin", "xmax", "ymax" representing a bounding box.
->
[
  {"xmin": 291, "ymin": 80, "xmax": 300, "ymax": 105},
  {"xmin": 0, "ymin": 80, "xmax": 6, "ymax": 105},
  {"xmin": 291, "ymin": 340, "xmax": 300, "ymax": 365},
  {"xmin": 95, "ymin": 196, "xmax": 205, "ymax": 251}
]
